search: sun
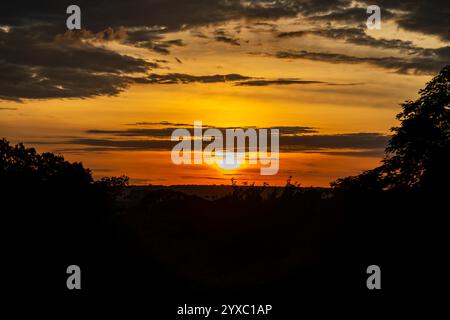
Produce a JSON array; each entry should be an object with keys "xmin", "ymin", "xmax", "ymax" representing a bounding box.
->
[{"xmin": 215, "ymin": 151, "xmax": 242, "ymax": 171}]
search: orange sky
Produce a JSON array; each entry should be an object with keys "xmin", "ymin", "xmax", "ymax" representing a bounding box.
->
[{"xmin": 1, "ymin": 9, "xmax": 447, "ymax": 186}]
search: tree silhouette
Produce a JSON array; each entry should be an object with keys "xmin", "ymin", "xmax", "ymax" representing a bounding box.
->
[
  {"xmin": 0, "ymin": 138, "xmax": 130, "ymax": 209},
  {"xmin": 0, "ymin": 138, "xmax": 92, "ymax": 187},
  {"xmin": 332, "ymin": 65, "xmax": 450, "ymax": 191}
]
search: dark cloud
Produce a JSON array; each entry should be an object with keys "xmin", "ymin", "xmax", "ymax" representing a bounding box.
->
[
  {"xmin": 300, "ymin": 0, "xmax": 449, "ymax": 44},
  {"xmin": 276, "ymin": 26, "xmax": 450, "ymax": 75},
  {"xmin": 395, "ymin": 5, "xmax": 450, "ymax": 42},
  {"xmin": 235, "ymin": 79, "xmax": 325, "ymax": 86},
  {"xmin": 0, "ymin": 107, "xmax": 18, "ymax": 111},
  {"xmin": 33, "ymin": 121, "xmax": 387, "ymax": 155},
  {"xmin": 190, "ymin": 30, "xmax": 209, "ymax": 39},
  {"xmin": 214, "ymin": 29, "xmax": 240, "ymax": 46},
  {"xmin": 86, "ymin": 128, "xmax": 179, "ymax": 138},
  {"xmin": 0, "ymin": 61, "xmax": 134, "ymax": 101},
  {"xmin": 53, "ymin": 27, "xmax": 186, "ymax": 55},
  {"xmin": 36, "ymin": 131, "xmax": 388, "ymax": 155},
  {"xmin": 54, "ymin": 28, "xmax": 129, "ymax": 44},
  {"xmin": 59, "ymin": 138, "xmax": 173, "ymax": 150},
  {"xmin": 358, "ymin": 0, "xmax": 450, "ymax": 41},
  {"xmin": 309, "ymin": 6, "xmax": 395, "ymax": 25},
  {"xmin": 0, "ymin": 29, "xmax": 155, "ymax": 73},
  {"xmin": 85, "ymin": 124, "xmax": 317, "ymax": 138},
  {"xmin": 0, "ymin": 1, "xmax": 383, "ymax": 53},
  {"xmin": 1, "ymin": 0, "xmax": 448, "ymax": 101},
  {"xmin": 136, "ymin": 73, "xmax": 251, "ymax": 85},
  {"xmin": 274, "ymin": 126, "xmax": 318, "ymax": 135},
  {"xmin": 308, "ymin": 149, "xmax": 385, "ymax": 157},
  {"xmin": 279, "ymin": 133, "xmax": 389, "ymax": 151},
  {"xmin": 126, "ymin": 121, "xmax": 195, "ymax": 127},
  {"xmin": 0, "ymin": 1, "xmax": 305, "ymax": 33},
  {"xmin": 2, "ymin": 1, "xmax": 447, "ymax": 43},
  {"xmin": 132, "ymin": 73, "xmax": 359, "ymax": 87},
  {"xmin": 0, "ymin": 31, "xmax": 364, "ymax": 102},
  {"xmin": 0, "ymin": 28, "xmax": 157, "ymax": 101},
  {"xmin": 53, "ymin": 147, "xmax": 122, "ymax": 153},
  {"xmin": 275, "ymin": 48, "xmax": 450, "ymax": 75},
  {"xmin": 278, "ymin": 27, "xmax": 421, "ymax": 53},
  {"xmin": 236, "ymin": 79, "xmax": 365, "ymax": 86},
  {"xmin": 149, "ymin": 39, "xmax": 185, "ymax": 55},
  {"xmin": 124, "ymin": 29, "xmax": 185, "ymax": 54}
]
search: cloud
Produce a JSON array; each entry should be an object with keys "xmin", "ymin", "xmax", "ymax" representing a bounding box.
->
[
  {"xmin": 236, "ymin": 79, "xmax": 362, "ymax": 86},
  {"xmin": 2, "ymin": 1, "xmax": 448, "ymax": 46},
  {"xmin": 275, "ymin": 48, "xmax": 450, "ymax": 75},
  {"xmin": 358, "ymin": 0, "xmax": 450, "ymax": 41},
  {"xmin": 1, "ymin": 0, "xmax": 448, "ymax": 101},
  {"xmin": 307, "ymin": 149, "xmax": 385, "ymax": 157},
  {"xmin": 0, "ymin": 1, "xmax": 405, "ymax": 53},
  {"xmin": 125, "ymin": 28, "xmax": 185, "ymax": 54},
  {"xmin": 136, "ymin": 73, "xmax": 251, "ymax": 85},
  {"xmin": 85, "ymin": 123, "xmax": 318, "ymax": 138},
  {"xmin": 0, "ymin": 61, "xmax": 134, "ymax": 101},
  {"xmin": 235, "ymin": 79, "xmax": 325, "ymax": 86},
  {"xmin": 279, "ymin": 133, "xmax": 389, "ymax": 151},
  {"xmin": 86, "ymin": 128, "xmax": 179, "ymax": 138},
  {"xmin": 302, "ymin": 0, "xmax": 449, "ymax": 43},
  {"xmin": 0, "ymin": 1, "xmax": 306, "ymax": 34},
  {"xmin": 56, "ymin": 28, "xmax": 185, "ymax": 54},
  {"xmin": 214, "ymin": 29, "xmax": 240, "ymax": 46},
  {"xmin": 0, "ymin": 31, "xmax": 364, "ymax": 103},
  {"xmin": 131, "ymin": 72, "xmax": 360, "ymax": 86},
  {"xmin": 126, "ymin": 121, "xmax": 195, "ymax": 127},
  {"xmin": 278, "ymin": 27, "xmax": 422, "ymax": 53},
  {"xmin": 33, "ymin": 122, "xmax": 388, "ymax": 155},
  {"xmin": 39, "ymin": 132, "xmax": 389, "ymax": 154},
  {"xmin": 190, "ymin": 30, "xmax": 209, "ymax": 39},
  {"xmin": 308, "ymin": 6, "xmax": 396, "ymax": 25},
  {"xmin": 0, "ymin": 29, "xmax": 156, "ymax": 73},
  {"xmin": 0, "ymin": 28, "xmax": 157, "ymax": 101},
  {"xmin": 58, "ymin": 138, "xmax": 173, "ymax": 150}
]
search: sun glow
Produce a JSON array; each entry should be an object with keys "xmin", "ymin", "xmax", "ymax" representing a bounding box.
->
[{"xmin": 215, "ymin": 151, "xmax": 242, "ymax": 171}]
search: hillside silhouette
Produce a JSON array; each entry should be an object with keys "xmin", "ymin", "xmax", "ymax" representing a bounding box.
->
[{"xmin": 2, "ymin": 66, "xmax": 448, "ymax": 313}]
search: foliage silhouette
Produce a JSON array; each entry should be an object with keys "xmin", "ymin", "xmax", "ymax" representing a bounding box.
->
[
  {"xmin": 332, "ymin": 65, "xmax": 450, "ymax": 191},
  {"xmin": 0, "ymin": 138, "xmax": 92, "ymax": 186}
]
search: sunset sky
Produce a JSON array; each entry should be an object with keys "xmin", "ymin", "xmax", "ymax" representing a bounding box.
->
[{"xmin": 1, "ymin": 1, "xmax": 448, "ymax": 186}]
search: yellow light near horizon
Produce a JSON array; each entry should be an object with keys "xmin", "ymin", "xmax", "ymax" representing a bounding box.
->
[{"xmin": 215, "ymin": 151, "xmax": 243, "ymax": 171}]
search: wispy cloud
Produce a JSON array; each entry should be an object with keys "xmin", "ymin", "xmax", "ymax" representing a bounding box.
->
[
  {"xmin": 214, "ymin": 29, "xmax": 240, "ymax": 46},
  {"xmin": 32, "ymin": 122, "xmax": 388, "ymax": 156},
  {"xmin": 275, "ymin": 48, "xmax": 450, "ymax": 75}
]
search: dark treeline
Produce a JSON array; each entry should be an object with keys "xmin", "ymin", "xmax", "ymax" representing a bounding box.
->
[{"xmin": 1, "ymin": 66, "xmax": 448, "ymax": 313}]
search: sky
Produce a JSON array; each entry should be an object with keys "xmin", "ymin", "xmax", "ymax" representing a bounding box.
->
[{"xmin": 0, "ymin": 0, "xmax": 449, "ymax": 186}]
